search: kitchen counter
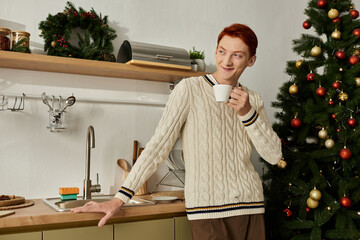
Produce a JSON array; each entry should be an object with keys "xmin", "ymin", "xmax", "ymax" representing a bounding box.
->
[{"xmin": 0, "ymin": 197, "xmax": 187, "ymax": 234}]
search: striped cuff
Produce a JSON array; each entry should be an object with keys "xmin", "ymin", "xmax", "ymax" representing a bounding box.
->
[
  {"xmin": 239, "ymin": 107, "xmax": 258, "ymax": 127},
  {"xmin": 186, "ymin": 201, "xmax": 264, "ymax": 215},
  {"xmin": 114, "ymin": 186, "xmax": 135, "ymax": 203}
]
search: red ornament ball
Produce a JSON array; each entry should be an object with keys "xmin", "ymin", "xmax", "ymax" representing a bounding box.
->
[
  {"xmin": 348, "ymin": 118, "xmax": 357, "ymax": 127},
  {"xmin": 328, "ymin": 99, "xmax": 334, "ymax": 105},
  {"xmin": 306, "ymin": 207, "xmax": 311, "ymax": 212},
  {"xmin": 349, "ymin": 55, "xmax": 360, "ymax": 65},
  {"xmin": 317, "ymin": 0, "xmax": 327, "ymax": 8},
  {"xmin": 283, "ymin": 208, "xmax": 293, "ymax": 217},
  {"xmin": 307, "ymin": 73, "xmax": 315, "ymax": 81},
  {"xmin": 332, "ymin": 17, "xmax": 341, "ymax": 23},
  {"xmin": 291, "ymin": 118, "xmax": 302, "ymax": 128},
  {"xmin": 350, "ymin": 9, "xmax": 359, "ymax": 19},
  {"xmin": 340, "ymin": 196, "xmax": 352, "ymax": 208},
  {"xmin": 303, "ymin": 20, "xmax": 311, "ymax": 29},
  {"xmin": 332, "ymin": 81, "xmax": 341, "ymax": 89},
  {"xmin": 353, "ymin": 29, "xmax": 360, "ymax": 38},
  {"xmin": 316, "ymin": 87, "xmax": 326, "ymax": 96},
  {"xmin": 340, "ymin": 147, "xmax": 352, "ymax": 160},
  {"xmin": 335, "ymin": 50, "xmax": 346, "ymax": 60},
  {"xmin": 331, "ymin": 113, "xmax": 336, "ymax": 119}
]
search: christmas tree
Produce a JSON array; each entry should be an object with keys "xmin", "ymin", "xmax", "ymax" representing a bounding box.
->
[{"xmin": 263, "ymin": 0, "xmax": 360, "ymax": 239}]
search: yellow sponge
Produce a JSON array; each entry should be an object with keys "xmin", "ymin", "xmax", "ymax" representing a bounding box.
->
[{"xmin": 59, "ymin": 187, "xmax": 79, "ymax": 195}]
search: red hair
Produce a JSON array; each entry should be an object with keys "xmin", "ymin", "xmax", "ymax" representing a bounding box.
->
[{"xmin": 217, "ymin": 23, "xmax": 258, "ymax": 57}]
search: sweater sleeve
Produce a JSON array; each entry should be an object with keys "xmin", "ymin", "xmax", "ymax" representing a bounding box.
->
[
  {"xmin": 115, "ymin": 79, "xmax": 190, "ymax": 203},
  {"xmin": 238, "ymin": 92, "xmax": 282, "ymax": 165}
]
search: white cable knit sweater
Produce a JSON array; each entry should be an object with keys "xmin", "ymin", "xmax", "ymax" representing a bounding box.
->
[{"xmin": 115, "ymin": 75, "xmax": 282, "ymax": 220}]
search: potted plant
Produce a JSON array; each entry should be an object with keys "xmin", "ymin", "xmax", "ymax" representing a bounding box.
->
[{"xmin": 189, "ymin": 46, "xmax": 205, "ymax": 72}]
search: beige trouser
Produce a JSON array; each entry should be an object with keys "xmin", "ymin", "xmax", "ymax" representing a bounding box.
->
[{"xmin": 189, "ymin": 214, "xmax": 265, "ymax": 240}]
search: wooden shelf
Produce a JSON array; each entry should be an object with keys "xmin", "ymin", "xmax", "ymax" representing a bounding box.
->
[{"xmin": 0, "ymin": 51, "xmax": 205, "ymax": 82}]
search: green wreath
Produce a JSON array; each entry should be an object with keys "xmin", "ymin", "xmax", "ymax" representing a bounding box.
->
[{"xmin": 39, "ymin": 2, "xmax": 117, "ymax": 61}]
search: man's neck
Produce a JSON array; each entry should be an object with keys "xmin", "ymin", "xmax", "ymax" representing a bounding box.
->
[{"xmin": 212, "ymin": 72, "xmax": 238, "ymax": 87}]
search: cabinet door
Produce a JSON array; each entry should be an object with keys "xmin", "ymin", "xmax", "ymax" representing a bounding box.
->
[
  {"xmin": 174, "ymin": 216, "xmax": 192, "ymax": 240},
  {"xmin": 43, "ymin": 225, "xmax": 112, "ymax": 240},
  {"xmin": 114, "ymin": 218, "xmax": 174, "ymax": 240},
  {"xmin": 0, "ymin": 232, "xmax": 42, "ymax": 240}
]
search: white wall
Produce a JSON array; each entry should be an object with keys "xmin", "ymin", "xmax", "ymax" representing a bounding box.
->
[{"xmin": 0, "ymin": 0, "xmax": 310, "ymax": 198}]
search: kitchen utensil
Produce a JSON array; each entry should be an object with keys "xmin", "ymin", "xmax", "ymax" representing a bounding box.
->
[
  {"xmin": 60, "ymin": 95, "xmax": 76, "ymax": 113},
  {"xmin": 51, "ymin": 95, "xmax": 55, "ymax": 110},
  {"xmin": 133, "ymin": 140, "xmax": 138, "ymax": 164},
  {"xmin": 41, "ymin": 92, "xmax": 52, "ymax": 110},
  {"xmin": 117, "ymin": 159, "xmax": 130, "ymax": 172},
  {"xmin": 0, "ymin": 210, "xmax": 15, "ymax": 218},
  {"xmin": 116, "ymin": 157, "xmax": 147, "ymax": 195},
  {"xmin": 138, "ymin": 147, "xmax": 144, "ymax": 158}
]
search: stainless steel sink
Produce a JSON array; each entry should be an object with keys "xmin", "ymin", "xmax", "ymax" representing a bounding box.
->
[{"xmin": 42, "ymin": 195, "xmax": 155, "ymax": 212}]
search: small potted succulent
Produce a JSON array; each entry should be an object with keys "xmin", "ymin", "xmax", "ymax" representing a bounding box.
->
[{"xmin": 189, "ymin": 46, "xmax": 205, "ymax": 72}]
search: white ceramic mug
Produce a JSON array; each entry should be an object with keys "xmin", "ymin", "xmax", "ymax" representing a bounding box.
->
[{"xmin": 213, "ymin": 84, "xmax": 232, "ymax": 103}]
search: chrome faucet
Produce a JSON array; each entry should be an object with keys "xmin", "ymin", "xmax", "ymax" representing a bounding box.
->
[{"xmin": 83, "ymin": 125, "xmax": 101, "ymax": 200}]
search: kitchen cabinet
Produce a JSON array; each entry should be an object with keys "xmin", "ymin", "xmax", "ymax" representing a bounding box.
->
[
  {"xmin": 0, "ymin": 231, "xmax": 42, "ymax": 240},
  {"xmin": 43, "ymin": 225, "xmax": 112, "ymax": 240},
  {"xmin": 0, "ymin": 217, "xmax": 190, "ymax": 240},
  {"xmin": 114, "ymin": 218, "xmax": 174, "ymax": 240},
  {"xmin": 174, "ymin": 216, "xmax": 192, "ymax": 240},
  {"xmin": 0, "ymin": 51, "xmax": 205, "ymax": 83}
]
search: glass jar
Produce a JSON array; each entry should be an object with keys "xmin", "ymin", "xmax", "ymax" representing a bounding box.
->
[
  {"xmin": 0, "ymin": 27, "xmax": 11, "ymax": 51},
  {"xmin": 12, "ymin": 31, "xmax": 30, "ymax": 49}
]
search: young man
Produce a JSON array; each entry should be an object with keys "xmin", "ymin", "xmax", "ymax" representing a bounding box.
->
[{"xmin": 72, "ymin": 23, "xmax": 282, "ymax": 240}]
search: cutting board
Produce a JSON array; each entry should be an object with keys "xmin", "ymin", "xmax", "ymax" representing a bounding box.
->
[{"xmin": 0, "ymin": 210, "xmax": 15, "ymax": 218}]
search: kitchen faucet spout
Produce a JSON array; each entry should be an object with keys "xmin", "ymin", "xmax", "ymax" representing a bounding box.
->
[{"xmin": 83, "ymin": 125, "xmax": 101, "ymax": 200}]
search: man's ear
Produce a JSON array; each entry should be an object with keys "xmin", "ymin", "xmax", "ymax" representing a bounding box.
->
[{"xmin": 248, "ymin": 55, "xmax": 256, "ymax": 67}]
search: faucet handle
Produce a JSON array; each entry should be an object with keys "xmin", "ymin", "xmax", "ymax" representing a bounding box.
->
[{"xmin": 90, "ymin": 173, "xmax": 101, "ymax": 193}]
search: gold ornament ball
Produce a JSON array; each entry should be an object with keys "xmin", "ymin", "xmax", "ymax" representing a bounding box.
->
[
  {"xmin": 318, "ymin": 129, "xmax": 328, "ymax": 139},
  {"xmin": 331, "ymin": 29, "xmax": 341, "ymax": 39},
  {"xmin": 328, "ymin": 9, "xmax": 339, "ymax": 19},
  {"xmin": 338, "ymin": 92, "xmax": 349, "ymax": 102},
  {"xmin": 289, "ymin": 84, "xmax": 299, "ymax": 95},
  {"xmin": 354, "ymin": 49, "xmax": 360, "ymax": 56},
  {"xmin": 310, "ymin": 188, "xmax": 322, "ymax": 201},
  {"xmin": 51, "ymin": 41, "xmax": 57, "ymax": 48},
  {"xmin": 307, "ymin": 197, "xmax": 319, "ymax": 209},
  {"xmin": 311, "ymin": 46, "xmax": 322, "ymax": 57},
  {"xmin": 356, "ymin": 77, "xmax": 360, "ymax": 87},
  {"xmin": 296, "ymin": 60, "xmax": 304, "ymax": 69},
  {"xmin": 277, "ymin": 158, "xmax": 287, "ymax": 169},
  {"xmin": 325, "ymin": 139, "xmax": 335, "ymax": 149}
]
